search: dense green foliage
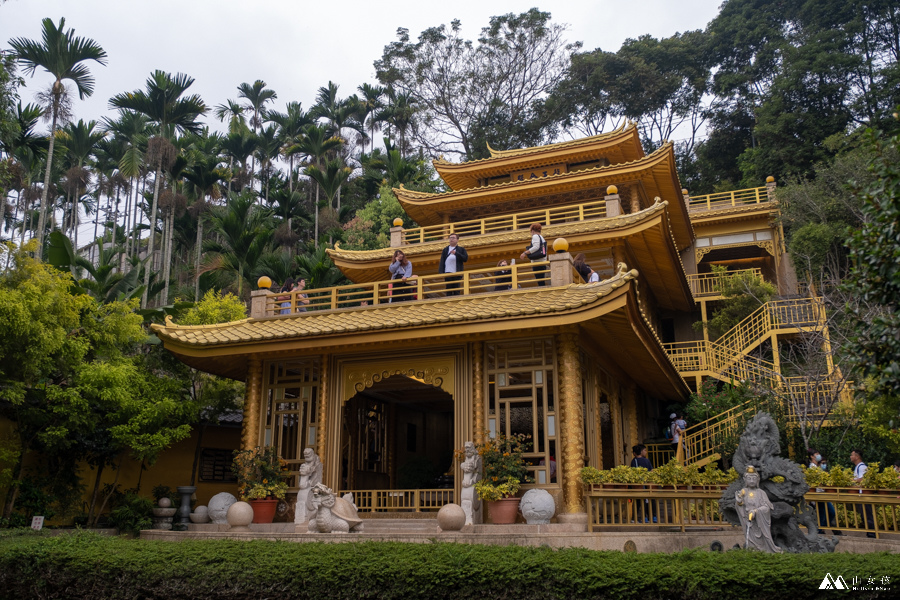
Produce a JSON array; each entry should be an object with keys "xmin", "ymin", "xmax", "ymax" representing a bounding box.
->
[{"xmin": 1, "ymin": 533, "xmax": 898, "ymax": 599}]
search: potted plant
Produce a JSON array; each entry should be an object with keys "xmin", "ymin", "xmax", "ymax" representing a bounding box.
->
[
  {"xmin": 232, "ymin": 446, "xmax": 289, "ymax": 523},
  {"xmin": 649, "ymin": 459, "xmax": 686, "ymax": 488},
  {"xmin": 875, "ymin": 467, "xmax": 900, "ymax": 494},
  {"xmin": 801, "ymin": 465, "xmax": 829, "ymax": 491},
  {"xmin": 579, "ymin": 466, "xmax": 609, "ymax": 489},
  {"xmin": 827, "ymin": 465, "xmax": 855, "ymax": 490},
  {"xmin": 473, "ymin": 434, "xmax": 533, "ymax": 524}
]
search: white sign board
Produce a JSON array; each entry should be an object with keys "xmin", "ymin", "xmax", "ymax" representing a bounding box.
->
[{"xmin": 31, "ymin": 516, "xmax": 44, "ymax": 531}]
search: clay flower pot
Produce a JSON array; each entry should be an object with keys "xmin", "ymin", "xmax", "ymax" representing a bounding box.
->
[
  {"xmin": 249, "ymin": 498, "xmax": 279, "ymax": 523},
  {"xmin": 486, "ymin": 497, "xmax": 520, "ymax": 524}
]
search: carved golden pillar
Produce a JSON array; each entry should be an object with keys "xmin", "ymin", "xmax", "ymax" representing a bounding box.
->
[
  {"xmin": 556, "ymin": 332, "xmax": 584, "ymax": 514},
  {"xmin": 472, "ymin": 342, "xmax": 485, "ymax": 444},
  {"xmin": 626, "ymin": 385, "xmax": 639, "ymax": 452},
  {"xmin": 316, "ymin": 354, "xmax": 329, "ymax": 461},
  {"xmin": 241, "ymin": 357, "xmax": 263, "ymax": 450}
]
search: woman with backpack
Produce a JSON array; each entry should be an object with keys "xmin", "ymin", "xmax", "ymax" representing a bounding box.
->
[{"xmin": 520, "ymin": 222, "xmax": 548, "ymax": 287}]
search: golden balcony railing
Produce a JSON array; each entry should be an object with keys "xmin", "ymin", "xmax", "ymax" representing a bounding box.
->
[
  {"xmin": 688, "ymin": 186, "xmax": 770, "ymax": 212},
  {"xmin": 585, "ymin": 487, "xmax": 900, "ymax": 538},
  {"xmin": 686, "ymin": 268, "xmax": 763, "ymax": 298},
  {"xmin": 339, "ymin": 488, "xmax": 453, "ymax": 512},
  {"xmin": 400, "ymin": 199, "xmax": 607, "ymax": 244},
  {"xmin": 263, "ymin": 261, "xmax": 552, "ymax": 316}
]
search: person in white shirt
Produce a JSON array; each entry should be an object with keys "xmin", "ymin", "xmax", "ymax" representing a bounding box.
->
[
  {"xmin": 438, "ymin": 233, "xmax": 468, "ymax": 296},
  {"xmin": 519, "ymin": 222, "xmax": 548, "ymax": 286},
  {"xmin": 851, "ymin": 448, "xmax": 876, "ymax": 537}
]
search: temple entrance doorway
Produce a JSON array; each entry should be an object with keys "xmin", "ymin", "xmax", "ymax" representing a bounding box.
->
[{"xmin": 340, "ymin": 375, "xmax": 454, "ymax": 494}]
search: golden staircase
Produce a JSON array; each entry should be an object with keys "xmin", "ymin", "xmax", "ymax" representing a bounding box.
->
[{"xmin": 655, "ymin": 290, "xmax": 850, "ymax": 468}]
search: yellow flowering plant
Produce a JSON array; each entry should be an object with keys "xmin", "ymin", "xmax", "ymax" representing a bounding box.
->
[
  {"xmin": 466, "ymin": 434, "xmax": 533, "ymax": 501},
  {"xmin": 232, "ymin": 446, "xmax": 290, "ymax": 501}
]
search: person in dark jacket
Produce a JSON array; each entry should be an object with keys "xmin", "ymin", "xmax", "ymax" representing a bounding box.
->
[{"xmin": 438, "ymin": 233, "xmax": 468, "ymax": 296}]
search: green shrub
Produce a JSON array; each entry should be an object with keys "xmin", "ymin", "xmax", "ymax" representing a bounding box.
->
[
  {"xmin": 0, "ymin": 533, "xmax": 898, "ymax": 599},
  {"xmin": 106, "ymin": 492, "xmax": 154, "ymax": 535}
]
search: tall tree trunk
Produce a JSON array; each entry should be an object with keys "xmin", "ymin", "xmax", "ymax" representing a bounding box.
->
[
  {"xmin": 141, "ymin": 162, "xmax": 163, "ymax": 308},
  {"xmin": 86, "ymin": 461, "xmax": 105, "ymax": 527},
  {"xmin": 36, "ymin": 103, "xmax": 59, "ymax": 256},
  {"xmin": 162, "ymin": 207, "xmax": 174, "ymax": 306},
  {"xmin": 189, "ymin": 421, "xmax": 207, "ymax": 486},
  {"xmin": 314, "ymin": 183, "xmax": 320, "ymax": 247},
  {"xmin": 194, "ymin": 207, "xmax": 204, "ymax": 301}
]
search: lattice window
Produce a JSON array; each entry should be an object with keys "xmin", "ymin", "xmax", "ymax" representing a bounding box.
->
[
  {"xmin": 262, "ymin": 360, "xmax": 319, "ymax": 488},
  {"xmin": 199, "ymin": 448, "xmax": 238, "ymax": 482},
  {"xmin": 486, "ymin": 339, "xmax": 558, "ymax": 486}
]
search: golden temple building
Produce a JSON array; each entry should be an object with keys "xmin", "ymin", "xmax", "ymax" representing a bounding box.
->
[{"xmin": 152, "ymin": 122, "xmax": 819, "ymax": 519}]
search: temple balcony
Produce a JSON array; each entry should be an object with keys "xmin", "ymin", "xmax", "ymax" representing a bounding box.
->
[
  {"xmin": 686, "ymin": 185, "xmax": 775, "ymax": 215},
  {"xmin": 393, "ymin": 198, "xmax": 609, "ymax": 246},
  {"xmin": 251, "ymin": 257, "xmax": 580, "ymax": 318}
]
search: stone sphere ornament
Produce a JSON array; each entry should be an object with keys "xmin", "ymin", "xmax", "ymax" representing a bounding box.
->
[
  {"xmin": 437, "ymin": 503, "xmax": 466, "ymax": 531},
  {"xmin": 552, "ymin": 237, "xmax": 568, "ymax": 253},
  {"xmin": 519, "ymin": 488, "xmax": 555, "ymax": 524},
  {"xmin": 208, "ymin": 492, "xmax": 238, "ymax": 525},
  {"xmin": 157, "ymin": 497, "xmax": 172, "ymax": 509},
  {"xmin": 226, "ymin": 501, "xmax": 254, "ymax": 532},
  {"xmin": 189, "ymin": 505, "xmax": 210, "ymax": 524}
]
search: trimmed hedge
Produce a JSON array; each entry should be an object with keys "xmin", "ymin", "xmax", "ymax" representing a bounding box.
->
[{"xmin": 0, "ymin": 531, "xmax": 898, "ymax": 599}]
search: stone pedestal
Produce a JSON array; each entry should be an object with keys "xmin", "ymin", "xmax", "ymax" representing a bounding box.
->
[
  {"xmin": 151, "ymin": 507, "xmax": 176, "ymax": 530},
  {"xmin": 176, "ymin": 486, "xmax": 196, "ymax": 525}
]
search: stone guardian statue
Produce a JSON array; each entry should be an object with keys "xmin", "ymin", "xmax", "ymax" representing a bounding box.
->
[
  {"xmin": 294, "ymin": 447, "xmax": 323, "ymax": 530},
  {"xmin": 460, "ymin": 441, "xmax": 483, "ymax": 526}
]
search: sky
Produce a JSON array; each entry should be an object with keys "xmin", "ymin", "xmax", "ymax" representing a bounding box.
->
[{"xmin": 2, "ymin": 0, "xmax": 724, "ymax": 132}]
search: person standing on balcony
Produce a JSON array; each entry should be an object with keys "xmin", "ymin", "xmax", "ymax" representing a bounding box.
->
[
  {"xmin": 277, "ymin": 277, "xmax": 294, "ymax": 315},
  {"xmin": 293, "ymin": 278, "xmax": 310, "ymax": 312},
  {"xmin": 631, "ymin": 444, "xmax": 654, "ymax": 523},
  {"xmin": 574, "ymin": 253, "xmax": 592, "ymax": 283},
  {"xmin": 494, "ymin": 260, "xmax": 513, "ymax": 292},
  {"xmin": 438, "ymin": 233, "xmax": 468, "ymax": 296},
  {"xmin": 389, "ymin": 250, "xmax": 417, "ymax": 302},
  {"xmin": 520, "ymin": 223, "xmax": 548, "ymax": 286}
]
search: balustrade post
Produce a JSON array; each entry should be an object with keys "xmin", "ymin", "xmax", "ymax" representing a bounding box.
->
[
  {"xmin": 330, "ymin": 288, "xmax": 338, "ymax": 310},
  {"xmin": 549, "ymin": 252, "xmax": 573, "ymax": 287},
  {"xmin": 605, "ymin": 193, "xmax": 622, "ymax": 217},
  {"xmin": 390, "ymin": 226, "xmax": 403, "ymax": 247},
  {"xmin": 250, "ymin": 290, "xmax": 270, "ymax": 319}
]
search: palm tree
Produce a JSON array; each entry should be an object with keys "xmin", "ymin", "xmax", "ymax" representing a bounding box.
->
[
  {"xmin": 0, "ymin": 102, "xmax": 47, "ymax": 241},
  {"xmin": 289, "ymin": 125, "xmax": 343, "ymax": 246},
  {"xmin": 214, "ymin": 99, "xmax": 247, "ymax": 134},
  {"xmin": 376, "ymin": 87, "xmax": 419, "ymax": 155},
  {"xmin": 357, "ymin": 83, "xmax": 385, "ymax": 154},
  {"xmin": 304, "ymin": 158, "xmax": 351, "ymax": 246},
  {"xmin": 266, "ymin": 102, "xmax": 311, "ymax": 193},
  {"xmin": 220, "ymin": 125, "xmax": 257, "ymax": 195},
  {"xmin": 203, "ymin": 192, "xmax": 274, "ymax": 297},
  {"xmin": 183, "ymin": 140, "xmax": 226, "ymax": 300},
  {"xmin": 57, "ymin": 119, "xmax": 105, "ymax": 248},
  {"xmin": 102, "ymin": 110, "xmax": 150, "ymax": 264},
  {"xmin": 9, "ymin": 17, "xmax": 108, "ymax": 255},
  {"xmin": 237, "ymin": 80, "xmax": 277, "ymax": 187},
  {"xmin": 110, "ymin": 70, "xmax": 207, "ymax": 307},
  {"xmin": 254, "ymin": 124, "xmax": 281, "ymax": 204}
]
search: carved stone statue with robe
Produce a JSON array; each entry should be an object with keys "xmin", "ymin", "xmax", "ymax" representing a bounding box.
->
[
  {"xmin": 460, "ymin": 441, "xmax": 483, "ymax": 526},
  {"xmin": 736, "ymin": 467, "xmax": 783, "ymax": 553},
  {"xmin": 294, "ymin": 448, "xmax": 323, "ymax": 529}
]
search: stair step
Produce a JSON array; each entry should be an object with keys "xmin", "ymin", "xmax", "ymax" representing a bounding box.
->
[{"xmin": 359, "ymin": 518, "xmax": 439, "ymax": 533}]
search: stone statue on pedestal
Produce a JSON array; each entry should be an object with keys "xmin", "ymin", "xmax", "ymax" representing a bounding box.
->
[
  {"xmin": 460, "ymin": 441, "xmax": 483, "ymax": 526},
  {"xmin": 720, "ymin": 412, "xmax": 838, "ymax": 553},
  {"xmin": 294, "ymin": 447, "xmax": 323, "ymax": 530},
  {"xmin": 308, "ymin": 483, "xmax": 364, "ymax": 533},
  {"xmin": 736, "ymin": 466, "xmax": 782, "ymax": 553}
]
